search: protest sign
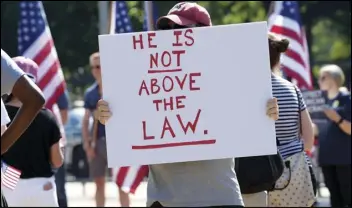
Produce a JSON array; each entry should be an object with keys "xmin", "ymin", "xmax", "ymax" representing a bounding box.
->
[
  {"xmin": 302, "ymin": 90, "xmax": 328, "ymax": 131},
  {"xmin": 98, "ymin": 22, "xmax": 277, "ymax": 167},
  {"xmin": 302, "ymin": 90, "xmax": 327, "ymax": 113}
]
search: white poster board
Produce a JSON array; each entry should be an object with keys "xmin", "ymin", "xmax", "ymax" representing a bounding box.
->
[{"xmin": 99, "ymin": 21, "xmax": 277, "ymax": 167}]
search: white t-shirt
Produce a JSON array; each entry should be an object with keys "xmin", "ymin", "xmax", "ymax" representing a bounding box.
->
[{"xmin": 1, "ymin": 99, "xmax": 10, "ymax": 126}]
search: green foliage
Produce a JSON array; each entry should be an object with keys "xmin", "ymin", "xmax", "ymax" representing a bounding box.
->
[
  {"xmin": 311, "ymin": 18, "xmax": 351, "ymax": 62},
  {"xmin": 1, "ymin": 1, "xmax": 350, "ymax": 94}
]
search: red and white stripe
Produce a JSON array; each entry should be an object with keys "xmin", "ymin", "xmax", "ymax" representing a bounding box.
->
[
  {"xmin": 1, "ymin": 164, "xmax": 21, "ymax": 190},
  {"xmin": 268, "ymin": 1, "xmax": 313, "ymax": 90},
  {"xmin": 22, "ymin": 26, "xmax": 66, "ymax": 110},
  {"xmin": 112, "ymin": 165, "xmax": 149, "ymax": 194}
]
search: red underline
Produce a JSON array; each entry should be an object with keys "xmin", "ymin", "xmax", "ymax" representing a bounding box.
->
[
  {"xmin": 132, "ymin": 139, "xmax": 216, "ymax": 150},
  {"xmin": 148, "ymin": 68, "xmax": 182, "ymax": 74}
]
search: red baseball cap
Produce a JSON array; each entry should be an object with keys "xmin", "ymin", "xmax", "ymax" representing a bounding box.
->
[
  {"xmin": 156, "ymin": 2, "xmax": 212, "ymax": 28},
  {"xmin": 12, "ymin": 56, "xmax": 38, "ymax": 83}
]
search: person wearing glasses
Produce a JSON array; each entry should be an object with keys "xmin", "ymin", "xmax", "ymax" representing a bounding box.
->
[
  {"xmin": 317, "ymin": 65, "xmax": 351, "ymax": 208},
  {"xmin": 1, "ymin": 49, "xmax": 45, "ymax": 207},
  {"xmin": 83, "ymin": 52, "xmax": 127, "ymax": 207},
  {"xmin": 82, "ymin": 52, "xmax": 105, "ymax": 207},
  {"xmin": 95, "ymin": 2, "xmax": 280, "ymax": 207}
]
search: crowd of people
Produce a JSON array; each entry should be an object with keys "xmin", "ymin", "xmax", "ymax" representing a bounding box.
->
[{"xmin": 1, "ymin": 2, "xmax": 351, "ymax": 207}]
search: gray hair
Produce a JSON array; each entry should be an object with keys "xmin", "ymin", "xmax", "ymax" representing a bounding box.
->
[{"xmin": 320, "ymin": 64, "xmax": 345, "ymax": 87}]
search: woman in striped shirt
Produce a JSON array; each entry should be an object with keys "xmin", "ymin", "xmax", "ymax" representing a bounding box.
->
[
  {"xmin": 242, "ymin": 34, "xmax": 315, "ymax": 207},
  {"xmin": 266, "ymin": 34, "xmax": 315, "ymax": 207}
]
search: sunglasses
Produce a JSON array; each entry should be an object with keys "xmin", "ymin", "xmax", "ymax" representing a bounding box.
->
[{"xmin": 157, "ymin": 19, "xmax": 205, "ymax": 30}]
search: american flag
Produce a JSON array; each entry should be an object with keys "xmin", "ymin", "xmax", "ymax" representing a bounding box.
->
[
  {"xmin": 109, "ymin": 1, "xmax": 133, "ymax": 34},
  {"xmin": 268, "ymin": 1, "xmax": 313, "ymax": 90},
  {"xmin": 18, "ymin": 1, "xmax": 66, "ymax": 110},
  {"xmin": 109, "ymin": 1, "xmax": 149, "ymax": 194},
  {"xmin": 1, "ymin": 161, "xmax": 21, "ymax": 190}
]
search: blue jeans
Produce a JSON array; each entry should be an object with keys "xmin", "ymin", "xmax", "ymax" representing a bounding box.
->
[{"xmin": 55, "ymin": 165, "xmax": 68, "ymax": 207}]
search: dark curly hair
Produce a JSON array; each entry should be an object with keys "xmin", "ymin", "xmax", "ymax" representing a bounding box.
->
[{"xmin": 268, "ymin": 33, "xmax": 290, "ymax": 71}]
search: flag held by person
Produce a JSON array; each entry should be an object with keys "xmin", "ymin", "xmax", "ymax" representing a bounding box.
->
[
  {"xmin": 109, "ymin": 1, "xmax": 149, "ymax": 194},
  {"xmin": 268, "ymin": 1, "xmax": 313, "ymax": 90},
  {"xmin": 18, "ymin": 1, "xmax": 66, "ymax": 110}
]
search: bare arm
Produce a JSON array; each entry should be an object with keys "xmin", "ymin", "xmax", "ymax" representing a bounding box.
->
[
  {"xmin": 324, "ymin": 96, "xmax": 351, "ymax": 136},
  {"xmin": 312, "ymin": 123, "xmax": 319, "ymax": 137},
  {"xmin": 50, "ymin": 141, "xmax": 64, "ymax": 168},
  {"xmin": 337, "ymin": 99, "xmax": 351, "ymax": 135},
  {"xmin": 1, "ymin": 75, "xmax": 45, "ymax": 154},
  {"xmin": 338, "ymin": 120, "xmax": 351, "ymax": 135},
  {"xmin": 300, "ymin": 109, "xmax": 314, "ymax": 151},
  {"xmin": 82, "ymin": 109, "xmax": 92, "ymax": 149},
  {"xmin": 332, "ymin": 115, "xmax": 351, "ymax": 135}
]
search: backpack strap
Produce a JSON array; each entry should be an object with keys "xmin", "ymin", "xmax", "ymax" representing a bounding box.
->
[{"xmin": 294, "ymin": 86, "xmax": 302, "ymax": 135}]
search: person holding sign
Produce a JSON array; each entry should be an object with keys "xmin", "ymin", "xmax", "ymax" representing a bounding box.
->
[
  {"xmin": 82, "ymin": 52, "xmax": 132, "ymax": 207},
  {"xmin": 317, "ymin": 65, "xmax": 351, "ymax": 208},
  {"xmin": 96, "ymin": 2, "xmax": 280, "ymax": 207},
  {"xmin": 265, "ymin": 34, "xmax": 316, "ymax": 207}
]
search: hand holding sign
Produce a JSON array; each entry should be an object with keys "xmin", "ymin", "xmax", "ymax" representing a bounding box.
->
[{"xmin": 97, "ymin": 100, "xmax": 112, "ymax": 125}]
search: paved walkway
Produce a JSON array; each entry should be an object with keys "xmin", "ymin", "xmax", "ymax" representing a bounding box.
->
[{"xmin": 66, "ymin": 181, "xmax": 331, "ymax": 207}]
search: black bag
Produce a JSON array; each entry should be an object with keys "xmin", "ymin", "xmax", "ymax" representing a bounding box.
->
[
  {"xmin": 70, "ymin": 144, "xmax": 90, "ymax": 179},
  {"xmin": 309, "ymin": 164, "xmax": 317, "ymax": 196},
  {"xmin": 235, "ymin": 145, "xmax": 288, "ymax": 194}
]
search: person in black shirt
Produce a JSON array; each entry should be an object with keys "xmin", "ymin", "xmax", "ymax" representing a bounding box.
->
[
  {"xmin": 1, "ymin": 57, "xmax": 63, "ymax": 207},
  {"xmin": 317, "ymin": 64, "xmax": 351, "ymax": 208}
]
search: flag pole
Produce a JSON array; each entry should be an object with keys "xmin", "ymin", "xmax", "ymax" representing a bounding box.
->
[
  {"xmin": 144, "ymin": 1, "xmax": 154, "ymax": 31},
  {"xmin": 98, "ymin": 1, "xmax": 109, "ymax": 34},
  {"xmin": 267, "ymin": 1, "xmax": 276, "ymax": 30},
  {"xmin": 267, "ymin": 1, "xmax": 275, "ymax": 18},
  {"xmin": 108, "ymin": 1, "xmax": 114, "ymax": 34}
]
